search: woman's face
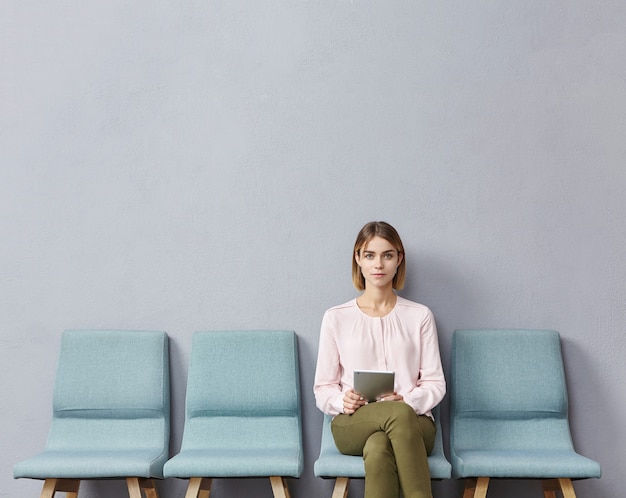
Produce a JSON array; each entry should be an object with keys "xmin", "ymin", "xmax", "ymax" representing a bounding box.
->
[{"xmin": 355, "ymin": 236, "xmax": 403, "ymax": 290}]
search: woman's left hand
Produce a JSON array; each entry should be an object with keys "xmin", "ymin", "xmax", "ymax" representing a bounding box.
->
[{"xmin": 378, "ymin": 392, "xmax": 404, "ymax": 402}]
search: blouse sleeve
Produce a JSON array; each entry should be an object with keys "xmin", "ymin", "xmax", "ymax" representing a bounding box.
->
[
  {"xmin": 313, "ymin": 310, "xmax": 345, "ymax": 416},
  {"xmin": 403, "ymin": 309, "xmax": 446, "ymax": 415}
]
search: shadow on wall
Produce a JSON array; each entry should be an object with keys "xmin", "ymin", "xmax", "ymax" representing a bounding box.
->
[
  {"xmin": 558, "ymin": 336, "xmax": 611, "ymax": 497},
  {"xmin": 560, "ymin": 336, "xmax": 609, "ymax": 455}
]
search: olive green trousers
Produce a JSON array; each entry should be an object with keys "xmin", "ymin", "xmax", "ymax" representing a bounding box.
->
[{"xmin": 331, "ymin": 401, "xmax": 436, "ymax": 498}]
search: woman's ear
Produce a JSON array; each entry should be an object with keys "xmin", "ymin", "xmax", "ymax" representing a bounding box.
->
[{"xmin": 354, "ymin": 250, "xmax": 361, "ymax": 267}]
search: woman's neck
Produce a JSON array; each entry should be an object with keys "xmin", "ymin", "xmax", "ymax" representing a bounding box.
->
[{"xmin": 356, "ymin": 287, "xmax": 397, "ymax": 317}]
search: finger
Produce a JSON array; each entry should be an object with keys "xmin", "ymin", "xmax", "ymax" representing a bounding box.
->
[{"xmin": 349, "ymin": 391, "xmax": 363, "ymax": 401}]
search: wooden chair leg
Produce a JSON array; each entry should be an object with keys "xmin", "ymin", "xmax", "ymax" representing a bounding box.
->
[
  {"xmin": 463, "ymin": 477, "xmax": 489, "ymax": 498},
  {"xmin": 543, "ymin": 478, "xmax": 577, "ymax": 498},
  {"xmin": 41, "ymin": 479, "xmax": 58, "ymax": 498},
  {"xmin": 332, "ymin": 477, "xmax": 350, "ymax": 498},
  {"xmin": 126, "ymin": 478, "xmax": 144, "ymax": 498},
  {"xmin": 185, "ymin": 477, "xmax": 212, "ymax": 498},
  {"xmin": 41, "ymin": 479, "xmax": 80, "ymax": 498},
  {"xmin": 140, "ymin": 478, "xmax": 159, "ymax": 498},
  {"xmin": 270, "ymin": 476, "xmax": 291, "ymax": 498},
  {"xmin": 127, "ymin": 477, "xmax": 160, "ymax": 498},
  {"xmin": 558, "ymin": 478, "xmax": 577, "ymax": 498},
  {"xmin": 543, "ymin": 479, "xmax": 559, "ymax": 498}
]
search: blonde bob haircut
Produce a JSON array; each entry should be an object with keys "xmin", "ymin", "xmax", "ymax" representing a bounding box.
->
[{"xmin": 352, "ymin": 221, "xmax": 406, "ymax": 291}]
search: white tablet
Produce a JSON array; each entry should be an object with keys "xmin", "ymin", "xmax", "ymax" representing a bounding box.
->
[{"xmin": 353, "ymin": 370, "xmax": 395, "ymax": 402}]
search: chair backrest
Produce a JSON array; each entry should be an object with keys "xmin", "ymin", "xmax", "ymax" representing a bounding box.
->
[
  {"xmin": 450, "ymin": 329, "xmax": 574, "ymax": 452},
  {"xmin": 180, "ymin": 330, "xmax": 302, "ymax": 453},
  {"xmin": 46, "ymin": 330, "xmax": 170, "ymax": 453}
]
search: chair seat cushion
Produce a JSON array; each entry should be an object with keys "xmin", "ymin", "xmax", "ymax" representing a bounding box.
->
[
  {"xmin": 13, "ymin": 449, "xmax": 167, "ymax": 479},
  {"xmin": 163, "ymin": 448, "xmax": 303, "ymax": 478},
  {"xmin": 314, "ymin": 445, "xmax": 451, "ymax": 480},
  {"xmin": 314, "ymin": 452, "xmax": 366, "ymax": 479},
  {"xmin": 452, "ymin": 449, "xmax": 602, "ymax": 479}
]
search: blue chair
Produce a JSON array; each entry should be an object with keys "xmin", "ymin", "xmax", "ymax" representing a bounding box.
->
[
  {"xmin": 450, "ymin": 329, "xmax": 601, "ymax": 498},
  {"xmin": 314, "ymin": 405, "xmax": 451, "ymax": 497},
  {"xmin": 13, "ymin": 330, "xmax": 170, "ymax": 498},
  {"xmin": 163, "ymin": 330, "xmax": 303, "ymax": 498}
]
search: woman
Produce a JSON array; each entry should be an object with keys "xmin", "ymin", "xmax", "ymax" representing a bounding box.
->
[{"xmin": 314, "ymin": 221, "xmax": 446, "ymax": 498}]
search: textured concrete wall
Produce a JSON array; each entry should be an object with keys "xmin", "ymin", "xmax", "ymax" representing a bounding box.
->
[{"xmin": 2, "ymin": 2, "xmax": 624, "ymax": 497}]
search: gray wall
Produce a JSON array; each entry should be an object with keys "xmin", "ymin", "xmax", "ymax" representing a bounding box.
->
[{"xmin": 1, "ymin": 2, "xmax": 624, "ymax": 497}]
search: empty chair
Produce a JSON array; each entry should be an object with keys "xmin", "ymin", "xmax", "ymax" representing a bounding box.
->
[
  {"xmin": 13, "ymin": 330, "xmax": 170, "ymax": 498},
  {"xmin": 450, "ymin": 329, "xmax": 601, "ymax": 498},
  {"xmin": 163, "ymin": 330, "xmax": 303, "ymax": 498},
  {"xmin": 314, "ymin": 405, "xmax": 451, "ymax": 497}
]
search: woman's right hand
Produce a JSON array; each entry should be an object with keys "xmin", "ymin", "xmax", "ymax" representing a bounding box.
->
[{"xmin": 343, "ymin": 388, "xmax": 367, "ymax": 414}]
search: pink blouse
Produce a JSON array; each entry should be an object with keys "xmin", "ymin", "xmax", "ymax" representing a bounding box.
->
[{"xmin": 313, "ymin": 296, "xmax": 446, "ymax": 417}]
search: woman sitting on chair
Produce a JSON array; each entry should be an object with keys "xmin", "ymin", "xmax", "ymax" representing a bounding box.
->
[{"xmin": 314, "ymin": 221, "xmax": 446, "ymax": 498}]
